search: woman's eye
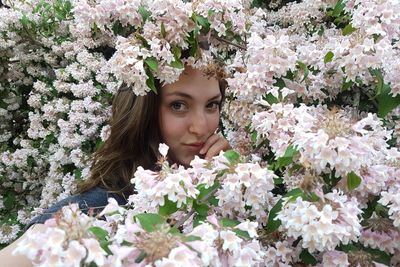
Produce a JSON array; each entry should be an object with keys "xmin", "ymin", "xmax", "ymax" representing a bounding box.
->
[
  {"xmin": 170, "ymin": 101, "xmax": 187, "ymax": 112},
  {"xmin": 206, "ymin": 101, "xmax": 220, "ymax": 111}
]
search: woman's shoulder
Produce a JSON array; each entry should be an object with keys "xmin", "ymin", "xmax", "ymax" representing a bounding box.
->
[{"xmin": 26, "ymin": 186, "xmax": 127, "ymax": 229}]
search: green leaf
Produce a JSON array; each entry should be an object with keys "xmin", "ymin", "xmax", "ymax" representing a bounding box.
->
[
  {"xmin": 170, "ymin": 58, "xmax": 184, "ymax": 69},
  {"xmin": 370, "ymin": 68, "xmax": 384, "ymax": 96},
  {"xmin": 159, "ymin": 197, "xmax": 178, "ymax": 216},
  {"xmin": 265, "ymin": 188, "xmax": 303, "ymax": 233},
  {"xmin": 95, "ymin": 138, "xmax": 104, "ymax": 150},
  {"xmin": 362, "ymin": 197, "xmax": 379, "ymax": 220},
  {"xmin": 4, "ymin": 192, "xmax": 16, "ymax": 210},
  {"xmin": 208, "ymin": 196, "xmax": 219, "ymax": 206},
  {"xmin": 302, "ymin": 192, "xmax": 320, "ymax": 202},
  {"xmin": 197, "ymin": 182, "xmax": 220, "ymax": 201},
  {"xmin": 168, "ymin": 227, "xmax": 180, "ymax": 234},
  {"xmin": 332, "ymin": 0, "xmax": 345, "ymax": 17},
  {"xmin": 20, "ymin": 15, "xmax": 30, "ymax": 28},
  {"xmin": 27, "ymin": 156, "xmax": 36, "ymax": 168},
  {"xmin": 264, "ymin": 93, "xmax": 279, "ymax": 105},
  {"xmin": 193, "ymin": 214, "xmax": 207, "ymax": 227},
  {"xmin": 135, "ymin": 213, "xmax": 164, "ymax": 232},
  {"xmin": 273, "ymin": 177, "xmax": 284, "ymax": 185},
  {"xmin": 161, "ymin": 22, "xmax": 166, "ymax": 38},
  {"xmin": 183, "ymin": 235, "xmax": 202, "ymax": 242},
  {"xmin": 233, "ymin": 229, "xmax": 250, "ymax": 239},
  {"xmin": 193, "ymin": 201, "xmax": 209, "ymax": 216},
  {"xmin": 273, "ymin": 77, "xmax": 286, "ymax": 89},
  {"xmin": 99, "ymin": 240, "xmax": 112, "ymax": 255},
  {"xmin": 138, "ymin": 6, "xmax": 151, "ymax": 22},
  {"xmin": 146, "ymin": 72, "xmax": 158, "ymax": 93},
  {"xmin": 342, "ymin": 24, "xmax": 357, "ymax": 35},
  {"xmin": 144, "ymin": 57, "xmax": 158, "ymax": 72},
  {"xmin": 342, "ymin": 79, "xmax": 353, "ymax": 91},
  {"xmin": 135, "ymin": 251, "xmax": 147, "ymax": 263},
  {"xmin": 89, "ymin": 226, "xmax": 109, "ymax": 240},
  {"xmin": 44, "ymin": 133, "xmax": 56, "ymax": 145},
  {"xmin": 347, "ymin": 171, "xmax": 362, "ymax": 191},
  {"xmin": 194, "ymin": 14, "xmax": 210, "ymax": 32},
  {"xmin": 221, "ymin": 218, "xmax": 240, "ymax": 227},
  {"xmin": 276, "ymin": 145, "xmax": 299, "ymax": 169},
  {"xmin": 297, "ymin": 61, "xmax": 309, "ymax": 82},
  {"xmin": 324, "ymin": 51, "xmax": 334, "ymax": 64},
  {"xmin": 300, "ymin": 249, "xmax": 318, "ymax": 265},
  {"xmin": 223, "ymin": 150, "xmax": 240, "ymax": 164},
  {"xmin": 172, "ymin": 46, "xmax": 181, "ymax": 60},
  {"xmin": 363, "ymin": 246, "xmax": 391, "ymax": 265},
  {"xmin": 376, "ymin": 83, "xmax": 400, "ymax": 118},
  {"xmin": 74, "ymin": 169, "xmax": 82, "ymax": 179}
]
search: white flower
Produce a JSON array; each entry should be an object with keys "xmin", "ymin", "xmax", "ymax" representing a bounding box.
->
[
  {"xmin": 99, "ymin": 198, "xmax": 126, "ymax": 217},
  {"xmin": 235, "ymin": 220, "xmax": 258, "ymax": 238},
  {"xmin": 159, "ymin": 143, "xmax": 169, "ymax": 158},
  {"xmin": 64, "ymin": 240, "xmax": 86, "ymax": 267},
  {"xmin": 220, "ymin": 230, "xmax": 242, "ymax": 252},
  {"xmin": 82, "ymin": 238, "xmax": 107, "ymax": 266}
]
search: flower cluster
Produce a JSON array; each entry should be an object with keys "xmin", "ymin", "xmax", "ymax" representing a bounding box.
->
[
  {"xmin": 13, "ymin": 204, "xmax": 106, "ymax": 266},
  {"xmin": 277, "ymin": 190, "xmax": 362, "ymax": 252},
  {"xmin": 1, "ymin": 0, "xmax": 400, "ymax": 265},
  {"xmin": 130, "ymin": 144, "xmax": 277, "ymax": 225},
  {"xmin": 252, "ymin": 104, "xmax": 393, "ymax": 177}
]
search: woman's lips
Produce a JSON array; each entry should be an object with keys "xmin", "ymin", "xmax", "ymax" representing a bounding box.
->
[{"xmin": 184, "ymin": 142, "xmax": 204, "ymax": 151}]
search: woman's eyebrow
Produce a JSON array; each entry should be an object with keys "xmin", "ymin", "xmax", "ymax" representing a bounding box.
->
[
  {"xmin": 208, "ymin": 94, "xmax": 222, "ymax": 101},
  {"xmin": 165, "ymin": 92, "xmax": 222, "ymax": 100},
  {"xmin": 165, "ymin": 92, "xmax": 192, "ymax": 98}
]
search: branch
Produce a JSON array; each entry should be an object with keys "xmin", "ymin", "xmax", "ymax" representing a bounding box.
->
[
  {"xmin": 173, "ymin": 185, "xmax": 220, "ymax": 229},
  {"xmin": 212, "ymin": 34, "xmax": 247, "ymax": 51}
]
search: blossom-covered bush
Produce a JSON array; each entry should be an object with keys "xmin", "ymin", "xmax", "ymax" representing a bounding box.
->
[{"xmin": 1, "ymin": 0, "xmax": 400, "ymax": 266}]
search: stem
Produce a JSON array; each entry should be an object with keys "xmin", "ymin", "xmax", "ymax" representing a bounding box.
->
[
  {"xmin": 173, "ymin": 185, "xmax": 220, "ymax": 229},
  {"xmin": 212, "ymin": 34, "xmax": 247, "ymax": 50}
]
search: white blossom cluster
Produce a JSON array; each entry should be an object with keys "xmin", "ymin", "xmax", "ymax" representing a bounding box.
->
[
  {"xmin": 379, "ymin": 182, "xmax": 400, "ymax": 228},
  {"xmin": 1, "ymin": 0, "xmax": 400, "ymax": 265},
  {"xmin": 13, "ymin": 204, "xmax": 107, "ymax": 267},
  {"xmin": 15, "ymin": 200, "xmax": 264, "ymax": 267},
  {"xmin": 227, "ymin": 32, "xmax": 297, "ymax": 101},
  {"xmin": 130, "ymin": 145, "xmax": 277, "ymax": 225},
  {"xmin": 277, "ymin": 190, "xmax": 362, "ymax": 252},
  {"xmin": 252, "ymin": 104, "xmax": 393, "ymax": 177}
]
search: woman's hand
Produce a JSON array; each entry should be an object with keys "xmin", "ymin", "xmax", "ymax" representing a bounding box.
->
[{"xmin": 199, "ymin": 133, "xmax": 231, "ymax": 160}]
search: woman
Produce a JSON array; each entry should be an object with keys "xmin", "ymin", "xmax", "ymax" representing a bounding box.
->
[{"xmin": 0, "ymin": 65, "xmax": 230, "ymax": 266}]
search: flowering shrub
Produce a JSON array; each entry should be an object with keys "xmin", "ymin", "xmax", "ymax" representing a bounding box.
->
[{"xmin": 1, "ymin": 0, "xmax": 400, "ymax": 266}]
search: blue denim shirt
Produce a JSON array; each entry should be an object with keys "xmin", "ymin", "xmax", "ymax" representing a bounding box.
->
[{"xmin": 26, "ymin": 187, "xmax": 127, "ymax": 229}]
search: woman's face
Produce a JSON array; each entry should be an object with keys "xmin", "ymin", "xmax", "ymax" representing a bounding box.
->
[{"xmin": 159, "ymin": 67, "xmax": 222, "ymax": 166}]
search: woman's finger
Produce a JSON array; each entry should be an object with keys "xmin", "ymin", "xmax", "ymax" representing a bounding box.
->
[
  {"xmin": 199, "ymin": 134, "xmax": 220, "ymax": 155},
  {"xmin": 204, "ymin": 136, "xmax": 231, "ymax": 159}
]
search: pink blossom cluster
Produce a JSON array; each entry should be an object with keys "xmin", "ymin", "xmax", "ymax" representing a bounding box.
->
[
  {"xmin": 227, "ymin": 32, "xmax": 297, "ymax": 100},
  {"xmin": 262, "ymin": 239, "xmax": 302, "ymax": 266},
  {"xmin": 320, "ymin": 250, "xmax": 349, "ymax": 267},
  {"xmin": 252, "ymin": 104, "xmax": 393, "ymax": 177},
  {"xmin": 215, "ymin": 161, "xmax": 276, "ymax": 223},
  {"xmin": 15, "ymin": 200, "xmax": 264, "ymax": 267},
  {"xmin": 130, "ymin": 145, "xmax": 276, "ymax": 225},
  {"xmin": 379, "ymin": 182, "xmax": 400, "ymax": 228},
  {"xmin": 1, "ymin": 0, "xmax": 400, "ymax": 264},
  {"xmin": 276, "ymin": 190, "xmax": 362, "ymax": 252},
  {"xmin": 360, "ymin": 225, "xmax": 400, "ymax": 254},
  {"xmin": 13, "ymin": 204, "xmax": 107, "ymax": 267},
  {"xmin": 194, "ymin": 0, "xmax": 247, "ymax": 36}
]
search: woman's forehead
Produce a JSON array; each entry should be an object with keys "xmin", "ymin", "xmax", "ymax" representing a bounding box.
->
[{"xmin": 161, "ymin": 67, "xmax": 220, "ymax": 97}]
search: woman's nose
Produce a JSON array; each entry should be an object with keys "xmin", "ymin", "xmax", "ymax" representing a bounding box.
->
[{"xmin": 188, "ymin": 111, "xmax": 208, "ymax": 136}]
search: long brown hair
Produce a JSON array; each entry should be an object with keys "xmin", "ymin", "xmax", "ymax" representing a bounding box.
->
[
  {"xmin": 78, "ymin": 66, "xmax": 227, "ymax": 197},
  {"xmin": 77, "ymin": 83, "xmax": 162, "ymax": 197}
]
